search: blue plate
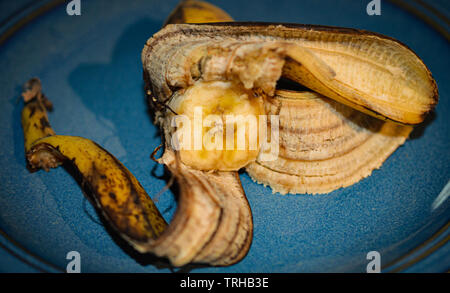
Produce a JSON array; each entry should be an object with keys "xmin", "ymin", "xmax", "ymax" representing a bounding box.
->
[{"xmin": 0, "ymin": 0, "xmax": 449, "ymax": 273}]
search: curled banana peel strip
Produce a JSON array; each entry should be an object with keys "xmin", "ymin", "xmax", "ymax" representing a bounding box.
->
[
  {"xmin": 154, "ymin": 148, "xmax": 252, "ymax": 266},
  {"xmin": 21, "ymin": 79, "xmax": 168, "ymax": 254}
]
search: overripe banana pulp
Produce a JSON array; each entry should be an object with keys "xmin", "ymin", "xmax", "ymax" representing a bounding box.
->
[
  {"xmin": 168, "ymin": 80, "xmax": 265, "ymax": 171},
  {"xmin": 246, "ymin": 90, "xmax": 413, "ymax": 194}
]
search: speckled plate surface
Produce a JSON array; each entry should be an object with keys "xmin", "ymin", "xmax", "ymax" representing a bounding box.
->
[{"xmin": 0, "ymin": 0, "xmax": 449, "ymax": 273}]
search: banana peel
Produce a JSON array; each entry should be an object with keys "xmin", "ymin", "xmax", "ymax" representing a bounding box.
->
[{"xmin": 21, "ymin": 78, "xmax": 168, "ymax": 252}]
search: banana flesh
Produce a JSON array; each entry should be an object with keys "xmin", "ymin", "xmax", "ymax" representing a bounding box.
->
[
  {"xmin": 246, "ymin": 90, "xmax": 413, "ymax": 194},
  {"xmin": 167, "ymin": 80, "xmax": 265, "ymax": 171}
]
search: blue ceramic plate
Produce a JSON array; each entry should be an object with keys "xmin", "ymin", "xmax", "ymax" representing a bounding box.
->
[{"xmin": 0, "ymin": 0, "xmax": 449, "ymax": 273}]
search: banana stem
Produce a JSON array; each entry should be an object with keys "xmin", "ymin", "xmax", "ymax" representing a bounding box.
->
[{"xmin": 21, "ymin": 78, "xmax": 55, "ymax": 152}]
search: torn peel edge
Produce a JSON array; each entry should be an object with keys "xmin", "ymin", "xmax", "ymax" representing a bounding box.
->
[{"xmin": 136, "ymin": 148, "xmax": 253, "ymax": 266}]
